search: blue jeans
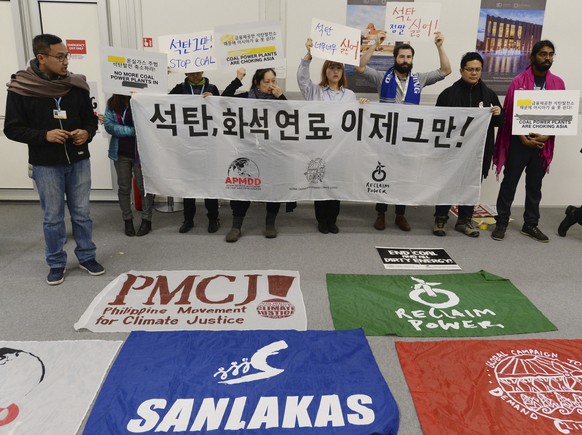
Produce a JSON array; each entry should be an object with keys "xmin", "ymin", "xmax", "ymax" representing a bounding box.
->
[{"xmin": 32, "ymin": 159, "xmax": 96, "ymax": 268}]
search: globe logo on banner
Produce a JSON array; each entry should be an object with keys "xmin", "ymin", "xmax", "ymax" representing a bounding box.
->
[
  {"xmin": 305, "ymin": 158, "xmax": 326, "ymax": 184},
  {"xmin": 213, "ymin": 340, "xmax": 288, "ymax": 385},
  {"xmin": 487, "ymin": 350, "xmax": 582, "ymax": 433},
  {"xmin": 225, "ymin": 158, "xmax": 262, "ymax": 190},
  {"xmin": 0, "ymin": 348, "xmax": 45, "ymax": 427}
]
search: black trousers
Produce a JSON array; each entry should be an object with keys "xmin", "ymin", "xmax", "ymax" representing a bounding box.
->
[
  {"xmin": 230, "ymin": 200, "xmax": 280, "ymax": 218},
  {"xmin": 495, "ymin": 137, "xmax": 546, "ymax": 225},
  {"xmin": 183, "ymin": 198, "xmax": 219, "ymax": 222},
  {"xmin": 314, "ymin": 200, "xmax": 340, "ymax": 225},
  {"xmin": 375, "ymin": 203, "xmax": 406, "ymax": 215}
]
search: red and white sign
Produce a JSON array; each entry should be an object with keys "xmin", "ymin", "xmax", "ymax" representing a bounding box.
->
[
  {"xmin": 66, "ymin": 39, "xmax": 87, "ymax": 55},
  {"xmin": 74, "ymin": 270, "xmax": 307, "ymax": 332},
  {"xmin": 396, "ymin": 339, "xmax": 582, "ymax": 435}
]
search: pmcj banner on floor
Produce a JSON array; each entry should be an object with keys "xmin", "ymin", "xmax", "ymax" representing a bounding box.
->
[
  {"xmin": 131, "ymin": 94, "xmax": 491, "ymax": 204},
  {"xmin": 84, "ymin": 330, "xmax": 400, "ymax": 434},
  {"xmin": 326, "ymin": 270, "xmax": 556, "ymax": 337},
  {"xmin": 396, "ymin": 339, "xmax": 582, "ymax": 435},
  {"xmin": 74, "ymin": 270, "xmax": 307, "ymax": 332},
  {"xmin": 0, "ymin": 340, "xmax": 121, "ymax": 434}
]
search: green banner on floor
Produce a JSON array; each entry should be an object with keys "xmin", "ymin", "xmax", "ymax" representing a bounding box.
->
[{"xmin": 326, "ymin": 270, "xmax": 556, "ymax": 337}]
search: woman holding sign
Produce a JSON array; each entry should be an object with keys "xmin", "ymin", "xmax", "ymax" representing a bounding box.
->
[
  {"xmin": 221, "ymin": 67, "xmax": 288, "ymax": 243},
  {"xmin": 297, "ymin": 38, "xmax": 367, "ymax": 234}
]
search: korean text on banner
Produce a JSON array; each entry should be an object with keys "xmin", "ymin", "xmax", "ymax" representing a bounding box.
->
[{"xmin": 131, "ymin": 94, "xmax": 492, "ymax": 205}]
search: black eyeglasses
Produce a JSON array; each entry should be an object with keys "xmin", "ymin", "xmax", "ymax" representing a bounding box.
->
[{"xmin": 42, "ymin": 52, "xmax": 71, "ymax": 62}]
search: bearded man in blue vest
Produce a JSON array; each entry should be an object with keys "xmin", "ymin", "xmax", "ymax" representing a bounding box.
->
[{"xmin": 356, "ymin": 31, "xmax": 451, "ymax": 232}]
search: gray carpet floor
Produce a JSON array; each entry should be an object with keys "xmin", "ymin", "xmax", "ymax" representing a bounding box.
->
[{"xmin": 1, "ymin": 200, "xmax": 581, "ymax": 434}]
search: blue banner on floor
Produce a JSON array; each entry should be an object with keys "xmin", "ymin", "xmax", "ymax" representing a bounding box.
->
[{"xmin": 84, "ymin": 329, "xmax": 399, "ymax": 434}]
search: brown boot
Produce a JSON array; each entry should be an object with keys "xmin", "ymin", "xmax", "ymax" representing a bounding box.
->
[
  {"xmin": 395, "ymin": 214, "xmax": 411, "ymax": 231},
  {"xmin": 373, "ymin": 213, "xmax": 386, "ymax": 230}
]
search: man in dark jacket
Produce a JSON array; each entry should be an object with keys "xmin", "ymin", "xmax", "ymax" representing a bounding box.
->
[
  {"xmin": 4, "ymin": 34, "xmax": 102, "ymax": 285},
  {"xmin": 169, "ymin": 71, "xmax": 221, "ymax": 234},
  {"xmin": 432, "ymin": 51, "xmax": 504, "ymax": 237}
]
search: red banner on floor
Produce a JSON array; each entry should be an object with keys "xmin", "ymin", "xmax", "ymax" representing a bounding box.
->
[{"xmin": 396, "ymin": 339, "xmax": 582, "ymax": 435}]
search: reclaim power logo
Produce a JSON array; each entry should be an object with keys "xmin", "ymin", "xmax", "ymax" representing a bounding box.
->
[{"xmin": 367, "ymin": 161, "xmax": 389, "ymax": 194}]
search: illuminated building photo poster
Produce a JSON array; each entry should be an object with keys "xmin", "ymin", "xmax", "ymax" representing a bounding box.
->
[{"xmin": 476, "ymin": 0, "xmax": 547, "ymax": 95}]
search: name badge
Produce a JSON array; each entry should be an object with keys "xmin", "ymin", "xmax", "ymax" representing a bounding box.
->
[{"xmin": 53, "ymin": 109, "xmax": 67, "ymax": 119}]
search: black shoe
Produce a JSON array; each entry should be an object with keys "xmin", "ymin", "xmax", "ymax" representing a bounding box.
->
[
  {"xmin": 433, "ymin": 216, "xmax": 447, "ymax": 237},
  {"xmin": 328, "ymin": 223, "xmax": 339, "ymax": 234},
  {"xmin": 491, "ymin": 223, "xmax": 507, "ymax": 241},
  {"xmin": 208, "ymin": 219, "xmax": 220, "ymax": 234},
  {"xmin": 124, "ymin": 219, "xmax": 135, "ymax": 237},
  {"xmin": 318, "ymin": 222, "xmax": 329, "ymax": 234},
  {"xmin": 136, "ymin": 220, "xmax": 152, "ymax": 237},
  {"xmin": 558, "ymin": 205, "xmax": 577, "ymax": 237},
  {"xmin": 521, "ymin": 224, "xmax": 549, "ymax": 243},
  {"xmin": 179, "ymin": 221, "xmax": 194, "ymax": 233},
  {"xmin": 46, "ymin": 267, "xmax": 66, "ymax": 285}
]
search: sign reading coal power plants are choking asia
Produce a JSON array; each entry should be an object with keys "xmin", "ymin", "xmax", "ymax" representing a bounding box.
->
[{"xmin": 74, "ymin": 270, "xmax": 306, "ymax": 332}]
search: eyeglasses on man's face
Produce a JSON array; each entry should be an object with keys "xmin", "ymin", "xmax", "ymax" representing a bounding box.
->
[
  {"xmin": 42, "ymin": 52, "xmax": 71, "ymax": 62},
  {"xmin": 462, "ymin": 67, "xmax": 482, "ymax": 73}
]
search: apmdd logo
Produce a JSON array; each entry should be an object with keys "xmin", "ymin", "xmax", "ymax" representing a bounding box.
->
[{"xmin": 225, "ymin": 158, "xmax": 262, "ymax": 190}]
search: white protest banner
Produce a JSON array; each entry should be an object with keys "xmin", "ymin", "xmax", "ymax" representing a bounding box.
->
[
  {"xmin": 131, "ymin": 94, "xmax": 491, "ymax": 205},
  {"xmin": 512, "ymin": 90, "xmax": 580, "ymax": 136},
  {"xmin": 74, "ymin": 270, "xmax": 307, "ymax": 332},
  {"xmin": 310, "ymin": 18, "xmax": 361, "ymax": 66},
  {"xmin": 0, "ymin": 340, "xmax": 121, "ymax": 433},
  {"xmin": 385, "ymin": 2, "xmax": 440, "ymax": 41},
  {"xmin": 158, "ymin": 30, "xmax": 217, "ymax": 72},
  {"xmin": 100, "ymin": 46, "xmax": 168, "ymax": 96},
  {"xmin": 214, "ymin": 21, "xmax": 284, "ymax": 69}
]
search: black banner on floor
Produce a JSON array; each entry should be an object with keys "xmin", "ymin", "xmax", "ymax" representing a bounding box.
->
[{"xmin": 376, "ymin": 247, "xmax": 461, "ymax": 270}]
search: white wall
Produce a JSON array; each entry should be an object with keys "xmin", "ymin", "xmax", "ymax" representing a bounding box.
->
[{"xmin": 1, "ymin": 0, "xmax": 581, "ymax": 205}]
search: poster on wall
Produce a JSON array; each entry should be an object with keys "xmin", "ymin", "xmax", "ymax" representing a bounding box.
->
[
  {"xmin": 345, "ymin": 0, "xmax": 413, "ymax": 93},
  {"xmin": 476, "ymin": 0, "xmax": 547, "ymax": 96}
]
